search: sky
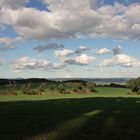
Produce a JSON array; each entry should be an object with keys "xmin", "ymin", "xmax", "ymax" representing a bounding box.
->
[{"xmin": 0, "ymin": 0, "xmax": 140, "ymax": 78}]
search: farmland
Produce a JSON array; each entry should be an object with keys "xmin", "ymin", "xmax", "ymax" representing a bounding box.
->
[{"xmin": 1, "ymin": 87, "xmax": 140, "ymax": 140}]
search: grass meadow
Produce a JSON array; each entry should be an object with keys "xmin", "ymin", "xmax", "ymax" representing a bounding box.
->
[{"xmin": 1, "ymin": 87, "xmax": 140, "ymax": 140}]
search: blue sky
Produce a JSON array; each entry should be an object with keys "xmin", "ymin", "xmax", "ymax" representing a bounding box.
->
[{"xmin": 0, "ymin": 0, "xmax": 140, "ymax": 78}]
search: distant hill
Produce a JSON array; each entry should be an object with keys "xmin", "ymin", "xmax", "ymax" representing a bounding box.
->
[
  {"xmin": 0, "ymin": 78, "xmax": 132, "ymax": 86},
  {"xmin": 49, "ymin": 78, "xmax": 131, "ymax": 84},
  {"xmin": 62, "ymin": 79, "xmax": 87, "ymax": 83},
  {"xmin": 0, "ymin": 78, "xmax": 55, "ymax": 85}
]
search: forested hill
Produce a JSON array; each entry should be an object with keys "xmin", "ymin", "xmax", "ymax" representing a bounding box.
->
[{"xmin": 0, "ymin": 78, "xmax": 55, "ymax": 85}]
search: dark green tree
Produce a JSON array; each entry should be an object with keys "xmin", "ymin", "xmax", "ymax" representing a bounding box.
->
[{"xmin": 127, "ymin": 78, "xmax": 140, "ymax": 94}]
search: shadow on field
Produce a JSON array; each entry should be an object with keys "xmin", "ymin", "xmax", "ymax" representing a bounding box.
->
[{"xmin": 0, "ymin": 97, "xmax": 140, "ymax": 140}]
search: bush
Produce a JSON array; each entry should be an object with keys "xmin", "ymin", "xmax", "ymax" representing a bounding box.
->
[
  {"xmin": 58, "ymin": 84, "xmax": 66, "ymax": 94},
  {"xmin": 20, "ymin": 83, "xmax": 31, "ymax": 95}
]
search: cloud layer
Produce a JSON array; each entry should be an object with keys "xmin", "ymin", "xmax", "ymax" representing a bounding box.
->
[
  {"xmin": 11, "ymin": 44, "xmax": 140, "ymax": 72},
  {"xmin": 0, "ymin": 0, "xmax": 140, "ymax": 40},
  {"xmin": 1, "ymin": 0, "xmax": 140, "ymax": 78}
]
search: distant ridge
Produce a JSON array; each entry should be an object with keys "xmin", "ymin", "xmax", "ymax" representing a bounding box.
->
[
  {"xmin": 0, "ymin": 78, "xmax": 54, "ymax": 85},
  {"xmin": 49, "ymin": 78, "xmax": 131, "ymax": 83},
  {"xmin": 0, "ymin": 78, "xmax": 132, "ymax": 86}
]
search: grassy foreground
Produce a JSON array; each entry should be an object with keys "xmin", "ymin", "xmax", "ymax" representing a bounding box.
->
[{"xmin": 0, "ymin": 87, "xmax": 140, "ymax": 140}]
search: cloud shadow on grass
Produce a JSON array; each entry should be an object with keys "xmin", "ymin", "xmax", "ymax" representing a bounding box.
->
[{"xmin": 0, "ymin": 97, "xmax": 140, "ymax": 140}]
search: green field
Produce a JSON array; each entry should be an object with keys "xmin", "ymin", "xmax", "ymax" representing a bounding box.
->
[{"xmin": 0, "ymin": 87, "xmax": 140, "ymax": 140}]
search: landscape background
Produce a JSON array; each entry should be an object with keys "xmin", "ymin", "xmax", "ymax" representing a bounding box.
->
[{"xmin": 0, "ymin": 0, "xmax": 140, "ymax": 140}]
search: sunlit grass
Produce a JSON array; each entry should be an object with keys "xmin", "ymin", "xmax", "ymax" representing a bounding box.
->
[{"xmin": 0, "ymin": 87, "xmax": 132, "ymax": 102}]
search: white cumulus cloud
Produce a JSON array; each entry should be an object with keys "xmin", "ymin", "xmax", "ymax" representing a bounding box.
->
[
  {"xmin": 54, "ymin": 49, "xmax": 74, "ymax": 59},
  {"xmin": 11, "ymin": 56, "xmax": 66, "ymax": 72},
  {"xmin": 11, "ymin": 56, "xmax": 51, "ymax": 71},
  {"xmin": 96, "ymin": 48, "xmax": 111, "ymax": 55},
  {"xmin": 99, "ymin": 54, "xmax": 140, "ymax": 67},
  {"xmin": 0, "ymin": 37, "xmax": 13, "ymax": 45},
  {"xmin": 64, "ymin": 54, "xmax": 96, "ymax": 65}
]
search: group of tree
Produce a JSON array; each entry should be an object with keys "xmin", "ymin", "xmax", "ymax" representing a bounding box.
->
[
  {"xmin": 58, "ymin": 82, "xmax": 96, "ymax": 94},
  {"xmin": 100, "ymin": 83, "xmax": 126, "ymax": 88},
  {"xmin": 127, "ymin": 77, "xmax": 140, "ymax": 94},
  {"xmin": 0, "ymin": 78, "xmax": 55, "ymax": 86},
  {"xmin": 0, "ymin": 79, "xmax": 96, "ymax": 95}
]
